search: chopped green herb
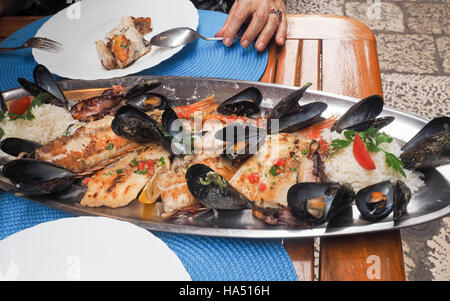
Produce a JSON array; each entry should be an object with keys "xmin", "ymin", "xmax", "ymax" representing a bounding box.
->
[
  {"xmin": 0, "ymin": 127, "xmax": 4, "ymax": 140},
  {"xmin": 301, "ymin": 149, "xmax": 309, "ymax": 155},
  {"xmin": 81, "ymin": 160, "xmax": 86, "ymax": 166},
  {"xmin": 131, "ymin": 158, "xmax": 138, "ymax": 166},
  {"xmin": 64, "ymin": 130, "xmax": 70, "ymax": 137},
  {"xmin": 158, "ymin": 157, "xmax": 166, "ymax": 166},
  {"xmin": 199, "ymin": 171, "xmax": 227, "ymax": 188},
  {"xmin": 134, "ymin": 169, "xmax": 148, "ymax": 175},
  {"xmin": 289, "ymin": 167, "xmax": 297, "ymax": 172},
  {"xmin": 106, "ymin": 142, "xmax": 114, "ymax": 150},
  {"xmin": 116, "ymin": 169, "xmax": 123, "ymax": 174},
  {"xmin": 269, "ymin": 165, "xmax": 279, "ymax": 176}
]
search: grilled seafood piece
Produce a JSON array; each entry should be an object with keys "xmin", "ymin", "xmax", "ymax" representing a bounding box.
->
[
  {"xmin": 35, "ymin": 115, "xmax": 142, "ymax": 175},
  {"xmin": 96, "ymin": 16, "xmax": 152, "ymax": 70},
  {"xmin": 81, "ymin": 144, "xmax": 170, "ymax": 208},
  {"xmin": 228, "ymin": 133, "xmax": 310, "ymax": 208}
]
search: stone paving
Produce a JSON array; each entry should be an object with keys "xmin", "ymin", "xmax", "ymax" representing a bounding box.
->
[{"xmin": 286, "ymin": 0, "xmax": 449, "ymax": 281}]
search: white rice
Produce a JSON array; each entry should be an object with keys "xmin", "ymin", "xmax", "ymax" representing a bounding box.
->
[
  {"xmin": 1, "ymin": 103, "xmax": 81, "ymax": 145},
  {"xmin": 321, "ymin": 128, "xmax": 424, "ymax": 193}
]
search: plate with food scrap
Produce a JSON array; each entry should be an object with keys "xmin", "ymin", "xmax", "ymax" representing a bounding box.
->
[
  {"xmin": 32, "ymin": 0, "xmax": 198, "ymax": 80},
  {"xmin": 0, "ymin": 71, "xmax": 449, "ymax": 238}
]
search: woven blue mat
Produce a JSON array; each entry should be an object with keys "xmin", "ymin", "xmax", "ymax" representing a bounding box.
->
[{"xmin": 0, "ymin": 10, "xmax": 298, "ymax": 281}]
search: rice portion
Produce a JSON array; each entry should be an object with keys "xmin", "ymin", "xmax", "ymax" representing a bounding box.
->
[
  {"xmin": 1, "ymin": 103, "xmax": 81, "ymax": 145},
  {"xmin": 321, "ymin": 129, "xmax": 425, "ymax": 193}
]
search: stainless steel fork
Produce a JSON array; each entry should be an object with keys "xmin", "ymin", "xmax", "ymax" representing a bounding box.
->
[{"xmin": 0, "ymin": 37, "xmax": 62, "ymax": 53}]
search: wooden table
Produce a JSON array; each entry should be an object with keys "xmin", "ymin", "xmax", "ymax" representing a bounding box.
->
[{"xmin": 0, "ymin": 14, "xmax": 405, "ymax": 281}]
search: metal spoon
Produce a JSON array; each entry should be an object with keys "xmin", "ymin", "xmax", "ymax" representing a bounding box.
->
[{"xmin": 150, "ymin": 27, "xmax": 240, "ymax": 48}]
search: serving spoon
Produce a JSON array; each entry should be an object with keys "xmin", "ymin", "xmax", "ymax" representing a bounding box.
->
[{"xmin": 149, "ymin": 27, "xmax": 241, "ymax": 48}]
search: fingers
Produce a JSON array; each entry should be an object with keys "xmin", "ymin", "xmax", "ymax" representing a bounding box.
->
[
  {"xmin": 275, "ymin": 9, "xmax": 287, "ymax": 46},
  {"xmin": 254, "ymin": 13, "xmax": 280, "ymax": 51},
  {"xmin": 240, "ymin": 3, "xmax": 270, "ymax": 48},
  {"xmin": 220, "ymin": 2, "xmax": 252, "ymax": 47}
]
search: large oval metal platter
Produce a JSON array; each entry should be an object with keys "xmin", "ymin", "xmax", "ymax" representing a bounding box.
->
[{"xmin": 1, "ymin": 76, "xmax": 449, "ymax": 238}]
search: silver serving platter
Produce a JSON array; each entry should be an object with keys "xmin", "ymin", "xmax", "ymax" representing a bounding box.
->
[{"xmin": 1, "ymin": 76, "xmax": 449, "ymax": 238}]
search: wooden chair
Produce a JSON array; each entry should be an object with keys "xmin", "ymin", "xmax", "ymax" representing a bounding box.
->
[
  {"xmin": 0, "ymin": 14, "xmax": 406, "ymax": 281},
  {"xmin": 261, "ymin": 15, "xmax": 405, "ymax": 281}
]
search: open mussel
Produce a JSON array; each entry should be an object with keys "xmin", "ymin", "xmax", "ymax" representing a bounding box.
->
[
  {"xmin": 185, "ymin": 164, "xmax": 252, "ymax": 210},
  {"xmin": 268, "ymin": 83, "xmax": 312, "ymax": 120},
  {"xmin": 111, "ymin": 105, "xmax": 163, "ymax": 144},
  {"xmin": 217, "ymin": 87, "xmax": 262, "ymax": 117},
  {"xmin": 400, "ymin": 116, "xmax": 450, "ymax": 169},
  {"xmin": 0, "ymin": 137, "xmax": 41, "ymax": 158},
  {"xmin": 2, "ymin": 158, "xmax": 75, "ymax": 196},
  {"xmin": 126, "ymin": 92, "xmax": 168, "ymax": 112},
  {"xmin": 123, "ymin": 80, "xmax": 161, "ymax": 100},
  {"xmin": 355, "ymin": 180, "xmax": 411, "ymax": 222},
  {"xmin": 278, "ymin": 102, "xmax": 328, "ymax": 133},
  {"xmin": 18, "ymin": 65, "xmax": 69, "ymax": 109},
  {"xmin": 287, "ymin": 182, "xmax": 355, "ymax": 225},
  {"xmin": 215, "ymin": 122, "xmax": 266, "ymax": 163},
  {"xmin": 331, "ymin": 95, "xmax": 394, "ymax": 133}
]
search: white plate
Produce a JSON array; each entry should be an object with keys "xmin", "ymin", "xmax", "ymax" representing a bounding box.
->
[
  {"xmin": 0, "ymin": 217, "xmax": 191, "ymax": 280},
  {"xmin": 33, "ymin": 0, "xmax": 199, "ymax": 80}
]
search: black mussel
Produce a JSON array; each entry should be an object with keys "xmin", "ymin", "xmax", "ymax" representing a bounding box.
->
[
  {"xmin": 277, "ymin": 102, "xmax": 328, "ymax": 134},
  {"xmin": 217, "ymin": 87, "xmax": 262, "ymax": 117},
  {"xmin": 331, "ymin": 95, "xmax": 388, "ymax": 133},
  {"xmin": 287, "ymin": 182, "xmax": 355, "ymax": 225},
  {"xmin": 161, "ymin": 107, "xmax": 191, "ymax": 155},
  {"xmin": 393, "ymin": 180, "xmax": 412, "ymax": 222},
  {"xmin": 0, "ymin": 137, "xmax": 41, "ymax": 158},
  {"xmin": 2, "ymin": 159, "xmax": 75, "ymax": 195},
  {"xmin": 111, "ymin": 105, "xmax": 162, "ymax": 144},
  {"xmin": 355, "ymin": 180, "xmax": 411, "ymax": 222},
  {"xmin": 18, "ymin": 78, "xmax": 69, "ymax": 109},
  {"xmin": 186, "ymin": 164, "xmax": 252, "ymax": 210},
  {"xmin": 345, "ymin": 116, "xmax": 395, "ymax": 133},
  {"xmin": 124, "ymin": 80, "xmax": 161, "ymax": 100},
  {"xmin": 400, "ymin": 117, "xmax": 450, "ymax": 169},
  {"xmin": 215, "ymin": 123, "xmax": 266, "ymax": 163},
  {"xmin": 126, "ymin": 92, "xmax": 168, "ymax": 112},
  {"xmin": 268, "ymin": 83, "xmax": 312, "ymax": 120},
  {"xmin": 33, "ymin": 64, "xmax": 67, "ymax": 103}
]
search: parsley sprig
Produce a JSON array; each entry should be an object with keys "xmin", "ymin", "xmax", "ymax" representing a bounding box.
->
[{"xmin": 329, "ymin": 127, "xmax": 406, "ymax": 177}]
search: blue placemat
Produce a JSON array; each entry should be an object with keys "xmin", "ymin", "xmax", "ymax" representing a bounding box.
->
[{"xmin": 0, "ymin": 10, "xmax": 298, "ymax": 281}]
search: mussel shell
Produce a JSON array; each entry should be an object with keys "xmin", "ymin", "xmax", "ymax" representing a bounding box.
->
[
  {"xmin": 33, "ymin": 64, "xmax": 67, "ymax": 103},
  {"xmin": 268, "ymin": 83, "xmax": 312, "ymax": 120},
  {"xmin": 287, "ymin": 182, "xmax": 355, "ymax": 225},
  {"xmin": 217, "ymin": 87, "xmax": 262, "ymax": 117},
  {"xmin": 0, "ymin": 137, "xmax": 41, "ymax": 157},
  {"xmin": 161, "ymin": 107, "xmax": 190, "ymax": 155},
  {"xmin": 126, "ymin": 92, "xmax": 168, "ymax": 112},
  {"xmin": 401, "ymin": 117, "xmax": 450, "ymax": 152},
  {"xmin": 2, "ymin": 159, "xmax": 75, "ymax": 195},
  {"xmin": 124, "ymin": 80, "xmax": 161, "ymax": 100},
  {"xmin": 277, "ymin": 102, "xmax": 328, "ymax": 134},
  {"xmin": 111, "ymin": 105, "xmax": 162, "ymax": 144},
  {"xmin": 400, "ymin": 132, "xmax": 450, "ymax": 169},
  {"xmin": 356, "ymin": 181, "xmax": 394, "ymax": 222},
  {"xmin": 331, "ymin": 95, "xmax": 384, "ymax": 133},
  {"xmin": 346, "ymin": 116, "xmax": 395, "ymax": 133},
  {"xmin": 18, "ymin": 78, "xmax": 68, "ymax": 109},
  {"xmin": 393, "ymin": 180, "xmax": 412, "ymax": 222},
  {"xmin": 185, "ymin": 164, "xmax": 251, "ymax": 210}
]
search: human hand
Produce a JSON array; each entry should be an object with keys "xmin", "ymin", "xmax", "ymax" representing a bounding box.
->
[{"xmin": 215, "ymin": 0, "xmax": 287, "ymax": 51}]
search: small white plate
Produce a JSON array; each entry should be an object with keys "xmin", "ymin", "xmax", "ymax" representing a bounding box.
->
[
  {"xmin": 33, "ymin": 0, "xmax": 199, "ymax": 80},
  {"xmin": 0, "ymin": 217, "xmax": 191, "ymax": 280}
]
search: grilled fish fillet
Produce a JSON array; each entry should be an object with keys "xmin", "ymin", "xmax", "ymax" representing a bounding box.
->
[
  {"xmin": 35, "ymin": 115, "xmax": 142, "ymax": 175},
  {"xmin": 96, "ymin": 16, "xmax": 152, "ymax": 70},
  {"xmin": 229, "ymin": 133, "xmax": 309, "ymax": 208},
  {"xmin": 81, "ymin": 144, "xmax": 170, "ymax": 208}
]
